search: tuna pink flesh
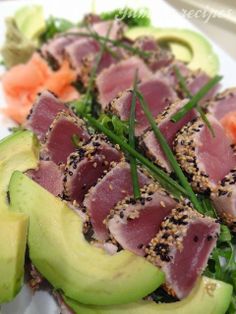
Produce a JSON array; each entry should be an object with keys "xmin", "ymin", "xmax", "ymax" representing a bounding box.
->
[
  {"xmin": 96, "ymin": 57, "xmax": 152, "ymax": 108},
  {"xmin": 25, "ymin": 91, "xmax": 68, "ymax": 140},
  {"xmin": 66, "ymin": 38, "xmax": 100, "ymax": 71},
  {"xmin": 27, "ymin": 161, "xmax": 63, "ymax": 196},
  {"xmin": 108, "ymin": 194, "xmax": 176, "ymax": 256},
  {"xmin": 143, "ymin": 106, "xmax": 196, "ymax": 171},
  {"xmin": 116, "ymin": 79, "xmax": 176, "ymax": 136},
  {"xmin": 66, "ymin": 147, "xmax": 122, "ymax": 204},
  {"xmin": 165, "ymin": 220, "xmax": 219, "ymax": 299},
  {"xmin": 46, "ymin": 117, "xmax": 89, "ymax": 165},
  {"xmin": 197, "ymin": 118, "xmax": 236, "ymax": 184},
  {"xmin": 187, "ymin": 72, "xmax": 219, "ymax": 105},
  {"xmin": 84, "ymin": 163, "xmax": 150, "ymax": 241},
  {"xmin": 210, "ymin": 91, "xmax": 236, "ymax": 120}
]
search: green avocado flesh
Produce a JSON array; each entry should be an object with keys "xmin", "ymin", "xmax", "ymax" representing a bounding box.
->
[
  {"xmin": 9, "ymin": 171, "xmax": 164, "ymax": 305},
  {"xmin": 0, "ymin": 130, "xmax": 39, "ymax": 212},
  {"xmin": 126, "ymin": 27, "xmax": 219, "ymax": 76},
  {"xmin": 0, "ymin": 130, "xmax": 39, "ymax": 304},
  {"xmin": 0, "ymin": 211, "xmax": 28, "ymax": 304},
  {"xmin": 64, "ymin": 276, "xmax": 232, "ymax": 314},
  {"xmin": 14, "ymin": 5, "xmax": 46, "ymax": 41}
]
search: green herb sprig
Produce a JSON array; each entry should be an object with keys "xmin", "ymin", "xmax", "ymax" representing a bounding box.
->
[
  {"xmin": 205, "ymin": 226, "xmax": 236, "ymax": 314},
  {"xmin": 171, "ymin": 74, "xmax": 222, "ymax": 123},
  {"xmin": 135, "ymin": 89, "xmax": 203, "ymax": 213},
  {"xmin": 80, "ymin": 113, "xmax": 189, "ymax": 199},
  {"xmin": 174, "ymin": 66, "xmax": 215, "ymax": 137},
  {"xmin": 71, "ymin": 25, "xmax": 112, "ymax": 115},
  {"xmin": 100, "ymin": 8, "xmax": 151, "ymax": 27},
  {"xmin": 40, "ymin": 16, "xmax": 75, "ymax": 42},
  {"xmin": 129, "ymin": 71, "xmax": 141, "ymax": 199},
  {"xmin": 64, "ymin": 31, "xmax": 151, "ymax": 59}
]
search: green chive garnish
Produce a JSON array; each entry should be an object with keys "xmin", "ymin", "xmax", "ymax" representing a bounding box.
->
[
  {"xmin": 171, "ymin": 74, "xmax": 222, "ymax": 123},
  {"xmin": 80, "ymin": 113, "xmax": 189, "ymax": 199},
  {"xmin": 129, "ymin": 71, "xmax": 141, "ymax": 199},
  {"xmin": 84, "ymin": 25, "xmax": 112, "ymax": 103},
  {"xmin": 71, "ymin": 134, "xmax": 81, "ymax": 148},
  {"xmin": 174, "ymin": 66, "xmax": 216, "ymax": 137},
  {"xmin": 135, "ymin": 90, "xmax": 204, "ymax": 214},
  {"xmin": 64, "ymin": 31, "xmax": 151, "ymax": 59}
]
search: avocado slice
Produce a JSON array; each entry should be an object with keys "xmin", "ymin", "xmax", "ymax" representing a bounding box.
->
[
  {"xmin": 9, "ymin": 171, "xmax": 164, "ymax": 305},
  {"xmin": 0, "ymin": 130, "xmax": 39, "ymax": 212},
  {"xmin": 0, "ymin": 211, "xmax": 28, "ymax": 304},
  {"xmin": 125, "ymin": 27, "xmax": 219, "ymax": 76},
  {"xmin": 0, "ymin": 130, "xmax": 39, "ymax": 304},
  {"xmin": 168, "ymin": 42, "xmax": 192, "ymax": 63},
  {"xmin": 64, "ymin": 276, "xmax": 232, "ymax": 314},
  {"xmin": 14, "ymin": 5, "xmax": 46, "ymax": 41}
]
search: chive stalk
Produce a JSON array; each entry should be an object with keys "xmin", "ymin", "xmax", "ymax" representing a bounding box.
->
[
  {"xmin": 135, "ymin": 90, "xmax": 204, "ymax": 213},
  {"xmin": 171, "ymin": 74, "xmax": 222, "ymax": 123},
  {"xmin": 80, "ymin": 113, "xmax": 189, "ymax": 198},
  {"xmin": 84, "ymin": 25, "xmax": 112, "ymax": 103},
  {"xmin": 129, "ymin": 71, "xmax": 141, "ymax": 199},
  {"xmin": 174, "ymin": 66, "xmax": 215, "ymax": 137},
  {"xmin": 64, "ymin": 31, "xmax": 151, "ymax": 59}
]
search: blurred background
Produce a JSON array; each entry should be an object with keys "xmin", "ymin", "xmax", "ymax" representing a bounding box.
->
[
  {"xmin": 0, "ymin": 0, "xmax": 235, "ymax": 58},
  {"xmin": 166, "ymin": 0, "xmax": 236, "ymax": 59}
]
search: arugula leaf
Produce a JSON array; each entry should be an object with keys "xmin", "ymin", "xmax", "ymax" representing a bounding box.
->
[
  {"xmin": 100, "ymin": 8, "xmax": 151, "ymax": 27},
  {"xmin": 40, "ymin": 16, "xmax": 75, "ymax": 42},
  {"xmin": 98, "ymin": 114, "xmax": 129, "ymax": 142},
  {"xmin": 205, "ymin": 225, "xmax": 236, "ymax": 313},
  {"xmin": 69, "ymin": 95, "xmax": 93, "ymax": 116}
]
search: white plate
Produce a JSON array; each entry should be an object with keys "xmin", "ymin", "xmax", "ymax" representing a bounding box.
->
[{"xmin": 0, "ymin": 0, "xmax": 236, "ymax": 313}]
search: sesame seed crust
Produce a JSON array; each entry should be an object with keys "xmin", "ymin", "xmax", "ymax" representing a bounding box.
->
[
  {"xmin": 211, "ymin": 169, "xmax": 236, "ymax": 231},
  {"xmin": 107, "ymin": 183, "xmax": 175, "ymax": 224},
  {"xmin": 140, "ymin": 99, "xmax": 188, "ymax": 172},
  {"xmin": 173, "ymin": 117, "xmax": 212, "ymax": 194},
  {"xmin": 63, "ymin": 134, "xmax": 124, "ymax": 204},
  {"xmin": 207, "ymin": 87, "xmax": 236, "ymax": 113},
  {"xmin": 145, "ymin": 203, "xmax": 204, "ymax": 267}
]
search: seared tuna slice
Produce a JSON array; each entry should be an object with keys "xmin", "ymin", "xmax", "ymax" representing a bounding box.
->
[
  {"xmin": 208, "ymin": 88, "xmax": 236, "ymax": 120},
  {"xmin": 43, "ymin": 111, "xmax": 90, "ymax": 165},
  {"xmin": 96, "ymin": 56, "xmax": 152, "ymax": 109},
  {"xmin": 65, "ymin": 38, "xmax": 100, "ymax": 74},
  {"xmin": 80, "ymin": 50, "xmax": 118, "ymax": 86},
  {"xmin": 25, "ymin": 91, "xmax": 69, "ymax": 141},
  {"xmin": 184, "ymin": 70, "xmax": 219, "ymax": 106},
  {"xmin": 41, "ymin": 35, "xmax": 78, "ymax": 68},
  {"xmin": 154, "ymin": 61, "xmax": 191, "ymax": 88},
  {"xmin": 211, "ymin": 169, "xmax": 236, "ymax": 231},
  {"xmin": 141, "ymin": 99, "xmax": 197, "ymax": 172},
  {"xmin": 83, "ymin": 162, "xmax": 151, "ymax": 241},
  {"xmin": 63, "ymin": 135, "xmax": 123, "ymax": 205},
  {"xmin": 145, "ymin": 203, "xmax": 220, "ymax": 299},
  {"xmin": 107, "ymin": 184, "xmax": 177, "ymax": 256},
  {"xmin": 26, "ymin": 160, "xmax": 63, "ymax": 196},
  {"xmin": 174, "ymin": 115, "xmax": 236, "ymax": 193},
  {"xmin": 109, "ymin": 78, "xmax": 177, "ymax": 136},
  {"xmin": 133, "ymin": 36, "xmax": 173, "ymax": 71},
  {"xmin": 92, "ymin": 20, "xmax": 125, "ymax": 40}
]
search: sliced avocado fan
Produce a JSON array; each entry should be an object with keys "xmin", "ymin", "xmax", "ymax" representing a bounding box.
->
[
  {"xmin": 9, "ymin": 171, "xmax": 164, "ymax": 306},
  {"xmin": 14, "ymin": 5, "xmax": 46, "ymax": 41},
  {"xmin": 125, "ymin": 27, "xmax": 219, "ymax": 76},
  {"xmin": 0, "ymin": 130, "xmax": 39, "ymax": 212},
  {"xmin": 64, "ymin": 276, "xmax": 232, "ymax": 314},
  {"xmin": 0, "ymin": 130, "xmax": 39, "ymax": 304},
  {"xmin": 0, "ymin": 211, "xmax": 28, "ymax": 304}
]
